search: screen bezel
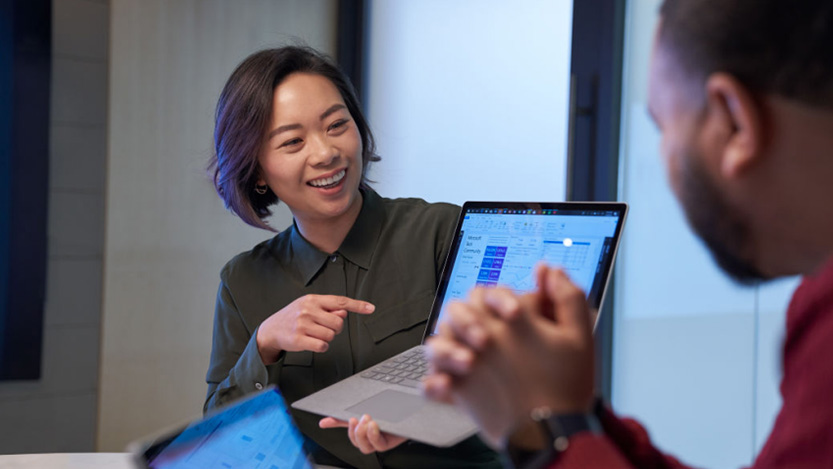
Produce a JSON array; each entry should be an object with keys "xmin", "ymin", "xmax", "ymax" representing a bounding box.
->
[{"xmin": 422, "ymin": 201, "xmax": 628, "ymax": 342}]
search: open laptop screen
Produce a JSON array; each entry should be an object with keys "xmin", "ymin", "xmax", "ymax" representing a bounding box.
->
[{"xmin": 427, "ymin": 202, "xmax": 627, "ymax": 336}]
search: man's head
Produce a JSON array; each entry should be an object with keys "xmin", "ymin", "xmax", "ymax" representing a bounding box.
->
[{"xmin": 648, "ymin": 0, "xmax": 833, "ymax": 282}]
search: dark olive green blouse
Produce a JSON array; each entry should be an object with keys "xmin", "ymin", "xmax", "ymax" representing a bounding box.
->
[{"xmin": 205, "ymin": 189, "xmax": 500, "ymax": 469}]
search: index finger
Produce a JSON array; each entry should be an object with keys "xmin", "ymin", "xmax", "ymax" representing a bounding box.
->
[
  {"xmin": 542, "ymin": 268, "xmax": 591, "ymax": 332},
  {"xmin": 481, "ymin": 287, "xmax": 523, "ymax": 321},
  {"xmin": 317, "ymin": 295, "xmax": 375, "ymax": 314}
]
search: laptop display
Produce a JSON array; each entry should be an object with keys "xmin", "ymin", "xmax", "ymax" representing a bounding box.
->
[{"xmin": 426, "ymin": 202, "xmax": 627, "ymax": 338}]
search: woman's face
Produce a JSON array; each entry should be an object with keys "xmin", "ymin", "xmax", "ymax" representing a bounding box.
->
[{"xmin": 257, "ymin": 72, "xmax": 363, "ymax": 225}]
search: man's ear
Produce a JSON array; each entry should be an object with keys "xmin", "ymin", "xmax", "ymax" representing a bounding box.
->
[{"xmin": 704, "ymin": 73, "xmax": 765, "ymax": 179}]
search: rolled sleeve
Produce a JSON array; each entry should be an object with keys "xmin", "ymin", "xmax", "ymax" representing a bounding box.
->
[{"xmin": 204, "ymin": 280, "xmax": 280, "ymax": 413}]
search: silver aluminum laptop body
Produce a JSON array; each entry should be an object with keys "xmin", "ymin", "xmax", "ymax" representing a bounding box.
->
[{"xmin": 292, "ymin": 201, "xmax": 628, "ymax": 447}]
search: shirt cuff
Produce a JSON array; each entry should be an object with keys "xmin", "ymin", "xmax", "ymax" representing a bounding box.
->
[{"xmin": 229, "ymin": 325, "xmax": 273, "ymax": 393}]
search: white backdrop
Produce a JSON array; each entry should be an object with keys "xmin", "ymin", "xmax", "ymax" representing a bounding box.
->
[{"xmin": 365, "ymin": 0, "xmax": 574, "ymax": 205}]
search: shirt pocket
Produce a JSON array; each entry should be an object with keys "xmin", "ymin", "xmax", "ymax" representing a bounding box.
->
[
  {"xmin": 279, "ymin": 350, "xmax": 315, "ymax": 402},
  {"xmin": 283, "ymin": 350, "xmax": 313, "ymax": 366},
  {"xmin": 364, "ymin": 289, "xmax": 435, "ymax": 344}
]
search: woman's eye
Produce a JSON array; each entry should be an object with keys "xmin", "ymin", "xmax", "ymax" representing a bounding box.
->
[
  {"xmin": 280, "ymin": 138, "xmax": 302, "ymax": 148},
  {"xmin": 329, "ymin": 119, "xmax": 347, "ymax": 131}
]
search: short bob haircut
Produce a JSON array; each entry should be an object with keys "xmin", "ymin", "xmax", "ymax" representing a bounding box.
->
[{"xmin": 209, "ymin": 46, "xmax": 379, "ymax": 231}]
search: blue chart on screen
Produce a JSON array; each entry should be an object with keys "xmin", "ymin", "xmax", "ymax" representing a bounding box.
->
[
  {"xmin": 147, "ymin": 389, "xmax": 311, "ymax": 469},
  {"xmin": 438, "ymin": 210, "xmax": 620, "ymax": 323}
]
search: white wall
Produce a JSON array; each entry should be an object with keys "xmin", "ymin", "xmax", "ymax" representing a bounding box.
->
[
  {"xmin": 99, "ymin": 0, "xmax": 336, "ymax": 451},
  {"xmin": 365, "ymin": 0, "xmax": 574, "ymax": 205}
]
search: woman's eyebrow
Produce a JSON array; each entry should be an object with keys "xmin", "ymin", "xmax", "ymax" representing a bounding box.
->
[
  {"xmin": 268, "ymin": 123, "xmax": 301, "ymax": 140},
  {"xmin": 320, "ymin": 104, "xmax": 346, "ymax": 121}
]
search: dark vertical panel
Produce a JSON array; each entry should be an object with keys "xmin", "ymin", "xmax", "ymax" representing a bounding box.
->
[
  {"xmin": 0, "ymin": 0, "xmax": 50, "ymax": 380},
  {"xmin": 337, "ymin": 0, "xmax": 365, "ymax": 100},
  {"xmin": 568, "ymin": 0, "xmax": 626, "ymax": 401},
  {"xmin": 0, "ymin": 0, "xmax": 12, "ymax": 366}
]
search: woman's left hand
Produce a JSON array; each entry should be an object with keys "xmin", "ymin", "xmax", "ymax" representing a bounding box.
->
[{"xmin": 319, "ymin": 415, "xmax": 407, "ymax": 454}]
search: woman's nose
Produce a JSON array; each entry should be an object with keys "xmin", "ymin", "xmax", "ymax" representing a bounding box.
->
[{"xmin": 308, "ymin": 134, "xmax": 338, "ymax": 166}]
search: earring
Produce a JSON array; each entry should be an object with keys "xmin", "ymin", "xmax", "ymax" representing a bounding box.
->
[{"xmin": 255, "ymin": 184, "xmax": 268, "ymax": 195}]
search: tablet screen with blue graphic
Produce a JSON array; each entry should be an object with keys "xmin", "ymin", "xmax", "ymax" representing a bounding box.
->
[{"xmin": 133, "ymin": 387, "xmax": 312, "ymax": 469}]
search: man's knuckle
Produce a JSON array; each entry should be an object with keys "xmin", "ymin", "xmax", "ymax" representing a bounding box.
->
[{"xmin": 492, "ymin": 320, "xmax": 508, "ymax": 335}]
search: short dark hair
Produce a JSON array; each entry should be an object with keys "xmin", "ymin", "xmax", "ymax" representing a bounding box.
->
[
  {"xmin": 209, "ymin": 46, "xmax": 380, "ymax": 231},
  {"xmin": 659, "ymin": 0, "xmax": 833, "ymax": 108}
]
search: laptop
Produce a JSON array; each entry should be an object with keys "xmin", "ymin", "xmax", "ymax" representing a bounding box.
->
[
  {"xmin": 129, "ymin": 386, "xmax": 314, "ymax": 469},
  {"xmin": 292, "ymin": 201, "xmax": 628, "ymax": 447}
]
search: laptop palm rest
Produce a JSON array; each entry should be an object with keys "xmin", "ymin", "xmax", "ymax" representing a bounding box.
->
[{"xmin": 347, "ymin": 390, "xmax": 425, "ymax": 423}]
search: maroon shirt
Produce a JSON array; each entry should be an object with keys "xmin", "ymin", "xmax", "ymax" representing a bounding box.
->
[{"xmin": 551, "ymin": 259, "xmax": 833, "ymax": 468}]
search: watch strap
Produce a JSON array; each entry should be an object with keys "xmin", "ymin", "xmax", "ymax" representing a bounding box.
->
[
  {"xmin": 534, "ymin": 407, "xmax": 602, "ymax": 453},
  {"xmin": 504, "ymin": 404, "xmax": 603, "ymax": 469}
]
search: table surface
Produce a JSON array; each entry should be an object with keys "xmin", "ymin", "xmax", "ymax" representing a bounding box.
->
[
  {"xmin": 0, "ymin": 453, "xmax": 134, "ymax": 469},
  {"xmin": 0, "ymin": 453, "xmax": 343, "ymax": 469}
]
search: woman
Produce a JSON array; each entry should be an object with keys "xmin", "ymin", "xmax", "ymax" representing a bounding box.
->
[{"xmin": 205, "ymin": 46, "xmax": 499, "ymax": 468}]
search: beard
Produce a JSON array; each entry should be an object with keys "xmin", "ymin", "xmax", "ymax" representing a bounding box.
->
[{"xmin": 676, "ymin": 150, "xmax": 770, "ymax": 285}]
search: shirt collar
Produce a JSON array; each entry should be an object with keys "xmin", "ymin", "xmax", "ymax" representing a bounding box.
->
[
  {"xmin": 288, "ymin": 223, "xmax": 330, "ymax": 286},
  {"xmin": 288, "ymin": 188, "xmax": 385, "ymax": 285},
  {"xmin": 339, "ymin": 188, "xmax": 384, "ymax": 270}
]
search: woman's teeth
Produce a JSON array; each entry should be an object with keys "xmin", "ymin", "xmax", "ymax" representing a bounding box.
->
[{"xmin": 309, "ymin": 169, "xmax": 346, "ymax": 188}]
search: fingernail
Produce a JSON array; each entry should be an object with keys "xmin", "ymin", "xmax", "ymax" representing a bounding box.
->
[{"xmin": 365, "ymin": 303, "xmax": 375, "ymax": 313}]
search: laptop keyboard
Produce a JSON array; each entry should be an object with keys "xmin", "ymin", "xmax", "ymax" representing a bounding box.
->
[{"xmin": 360, "ymin": 348, "xmax": 428, "ymax": 389}]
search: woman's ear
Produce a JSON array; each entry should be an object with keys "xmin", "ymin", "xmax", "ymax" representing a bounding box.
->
[{"xmin": 704, "ymin": 73, "xmax": 765, "ymax": 180}]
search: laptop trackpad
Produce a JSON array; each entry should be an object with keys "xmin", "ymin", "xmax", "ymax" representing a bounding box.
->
[{"xmin": 347, "ymin": 390, "xmax": 425, "ymax": 423}]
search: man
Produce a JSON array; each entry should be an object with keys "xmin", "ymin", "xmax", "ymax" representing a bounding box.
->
[{"xmin": 424, "ymin": 0, "xmax": 833, "ymax": 467}]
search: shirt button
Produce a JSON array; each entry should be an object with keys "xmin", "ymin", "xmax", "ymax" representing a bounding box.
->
[
  {"xmin": 255, "ymin": 382, "xmax": 263, "ymax": 390},
  {"xmin": 330, "ymin": 255, "xmax": 338, "ymax": 263}
]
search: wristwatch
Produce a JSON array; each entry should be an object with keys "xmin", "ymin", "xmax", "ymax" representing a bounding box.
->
[{"xmin": 504, "ymin": 403, "xmax": 603, "ymax": 469}]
